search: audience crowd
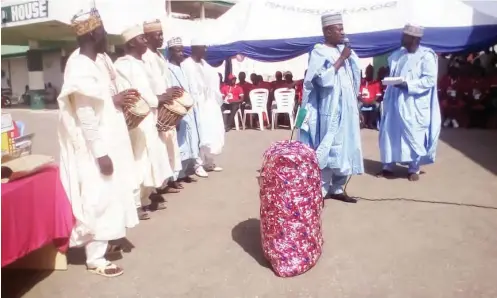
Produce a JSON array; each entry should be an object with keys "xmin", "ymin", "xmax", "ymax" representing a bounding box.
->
[{"xmin": 219, "ymin": 47, "xmax": 497, "ymax": 131}]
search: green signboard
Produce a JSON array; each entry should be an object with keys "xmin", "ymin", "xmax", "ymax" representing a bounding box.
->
[{"xmin": 1, "ymin": 0, "xmax": 48, "ymax": 24}]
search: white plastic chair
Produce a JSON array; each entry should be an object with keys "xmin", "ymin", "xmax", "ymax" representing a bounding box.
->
[
  {"xmin": 223, "ymin": 108, "xmax": 243, "ymax": 130},
  {"xmin": 243, "ymin": 88, "xmax": 269, "ymax": 130},
  {"xmin": 272, "ymin": 88, "xmax": 296, "ymax": 130}
]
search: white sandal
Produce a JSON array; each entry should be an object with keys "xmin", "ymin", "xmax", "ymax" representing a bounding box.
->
[{"xmin": 88, "ymin": 262, "xmax": 124, "ymax": 277}]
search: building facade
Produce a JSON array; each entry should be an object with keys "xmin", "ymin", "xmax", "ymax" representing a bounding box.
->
[{"xmin": 1, "ymin": 0, "xmax": 234, "ymax": 100}]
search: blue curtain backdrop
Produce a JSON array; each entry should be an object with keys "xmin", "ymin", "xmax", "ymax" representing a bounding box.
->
[{"xmin": 180, "ymin": 25, "xmax": 497, "ymax": 65}]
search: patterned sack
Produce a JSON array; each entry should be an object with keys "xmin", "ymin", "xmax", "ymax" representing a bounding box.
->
[{"xmin": 259, "ymin": 140, "xmax": 324, "ymax": 277}]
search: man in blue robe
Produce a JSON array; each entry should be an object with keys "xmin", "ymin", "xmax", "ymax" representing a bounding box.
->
[
  {"xmin": 298, "ymin": 13, "xmax": 364, "ymax": 204},
  {"xmin": 166, "ymin": 37, "xmax": 201, "ymax": 183},
  {"xmin": 377, "ymin": 24, "xmax": 441, "ymax": 181}
]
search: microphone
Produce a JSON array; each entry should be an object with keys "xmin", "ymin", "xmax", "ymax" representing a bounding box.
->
[{"xmin": 343, "ymin": 37, "xmax": 350, "ymax": 47}]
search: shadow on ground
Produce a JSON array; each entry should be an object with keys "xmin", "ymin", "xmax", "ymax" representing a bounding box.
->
[
  {"xmin": 440, "ymin": 129, "xmax": 497, "ymax": 176},
  {"xmin": 231, "ymin": 218, "xmax": 270, "ymax": 269},
  {"xmin": 1, "ymin": 269, "xmax": 53, "ymax": 298},
  {"xmin": 67, "ymin": 238, "xmax": 135, "ymax": 265},
  {"xmin": 362, "ymin": 158, "xmax": 426, "ymax": 179}
]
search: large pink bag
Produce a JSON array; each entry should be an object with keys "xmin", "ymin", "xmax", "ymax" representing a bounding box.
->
[{"xmin": 259, "ymin": 140, "xmax": 324, "ymax": 277}]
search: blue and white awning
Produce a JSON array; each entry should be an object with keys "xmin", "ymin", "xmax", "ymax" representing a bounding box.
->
[{"xmin": 186, "ymin": 0, "xmax": 497, "ymax": 63}]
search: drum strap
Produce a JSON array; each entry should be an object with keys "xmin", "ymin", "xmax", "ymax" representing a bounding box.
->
[{"xmin": 169, "ymin": 67, "xmax": 186, "ymax": 90}]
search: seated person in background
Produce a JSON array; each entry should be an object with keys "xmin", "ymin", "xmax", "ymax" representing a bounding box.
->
[
  {"xmin": 237, "ymin": 71, "xmax": 253, "ymax": 114},
  {"xmin": 221, "ymin": 74, "xmax": 244, "ymax": 132},
  {"xmin": 486, "ymin": 69, "xmax": 497, "ymax": 128},
  {"xmin": 439, "ymin": 67, "xmax": 466, "ymax": 128},
  {"xmin": 295, "ymin": 71, "xmax": 306, "ymax": 106},
  {"xmin": 257, "ymin": 75, "xmax": 272, "ymax": 90},
  {"xmin": 249, "ymin": 75, "xmax": 271, "ymax": 127},
  {"xmin": 273, "ymin": 71, "xmax": 296, "ymax": 127},
  {"xmin": 271, "ymin": 71, "xmax": 284, "ymax": 89},
  {"xmin": 283, "ymin": 71, "xmax": 295, "ymax": 88},
  {"xmin": 45, "ymin": 82, "xmax": 58, "ymax": 103},
  {"xmin": 359, "ymin": 65, "xmax": 381, "ymax": 129},
  {"xmin": 238, "ymin": 71, "xmax": 253, "ymax": 103},
  {"xmin": 256, "ymin": 74, "xmax": 276, "ymax": 125},
  {"xmin": 250, "ymin": 73, "xmax": 258, "ymax": 85},
  {"xmin": 466, "ymin": 66, "xmax": 489, "ymax": 128},
  {"xmin": 376, "ymin": 66, "xmax": 388, "ymax": 91}
]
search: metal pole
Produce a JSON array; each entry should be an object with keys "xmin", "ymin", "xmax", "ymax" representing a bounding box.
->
[
  {"xmin": 200, "ymin": 1, "xmax": 205, "ymax": 20},
  {"xmin": 165, "ymin": 0, "xmax": 172, "ymax": 17}
]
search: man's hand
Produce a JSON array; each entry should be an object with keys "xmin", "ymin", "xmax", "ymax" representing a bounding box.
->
[
  {"xmin": 333, "ymin": 47, "xmax": 352, "ymax": 71},
  {"xmin": 340, "ymin": 46, "xmax": 352, "ymax": 60},
  {"xmin": 97, "ymin": 155, "xmax": 114, "ymax": 176},
  {"xmin": 159, "ymin": 87, "xmax": 184, "ymax": 105},
  {"xmin": 113, "ymin": 89, "xmax": 139, "ymax": 108}
]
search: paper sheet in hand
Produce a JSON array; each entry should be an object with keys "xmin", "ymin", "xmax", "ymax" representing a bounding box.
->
[{"xmin": 382, "ymin": 77, "xmax": 404, "ymax": 86}]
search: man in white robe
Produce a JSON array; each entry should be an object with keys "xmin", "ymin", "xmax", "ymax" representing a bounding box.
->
[
  {"xmin": 167, "ymin": 37, "xmax": 201, "ymax": 182},
  {"xmin": 114, "ymin": 24, "xmax": 173, "ymax": 218},
  {"xmin": 142, "ymin": 19, "xmax": 183, "ymax": 192},
  {"xmin": 58, "ymin": 8, "xmax": 138, "ymax": 277},
  {"xmin": 298, "ymin": 13, "xmax": 363, "ymax": 204},
  {"xmin": 182, "ymin": 39, "xmax": 225, "ymax": 176},
  {"xmin": 377, "ymin": 24, "xmax": 441, "ymax": 181}
]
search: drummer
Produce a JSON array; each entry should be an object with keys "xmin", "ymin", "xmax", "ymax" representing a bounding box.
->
[
  {"xmin": 142, "ymin": 19, "xmax": 184, "ymax": 192},
  {"xmin": 114, "ymin": 24, "xmax": 175, "ymax": 220},
  {"xmin": 166, "ymin": 37, "xmax": 202, "ymax": 182}
]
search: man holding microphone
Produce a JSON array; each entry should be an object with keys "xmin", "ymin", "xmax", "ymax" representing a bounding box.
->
[{"xmin": 298, "ymin": 12, "xmax": 364, "ymax": 203}]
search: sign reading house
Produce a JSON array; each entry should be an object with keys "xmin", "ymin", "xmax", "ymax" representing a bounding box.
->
[{"xmin": 1, "ymin": 0, "xmax": 48, "ymax": 24}]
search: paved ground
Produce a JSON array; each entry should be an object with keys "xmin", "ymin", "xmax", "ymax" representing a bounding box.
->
[{"xmin": 2, "ymin": 109, "xmax": 497, "ymax": 298}]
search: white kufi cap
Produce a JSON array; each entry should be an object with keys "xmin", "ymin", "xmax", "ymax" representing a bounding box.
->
[
  {"xmin": 403, "ymin": 23, "xmax": 424, "ymax": 37},
  {"xmin": 122, "ymin": 24, "xmax": 144, "ymax": 43},
  {"xmin": 191, "ymin": 37, "xmax": 206, "ymax": 46},
  {"xmin": 321, "ymin": 12, "xmax": 343, "ymax": 27}
]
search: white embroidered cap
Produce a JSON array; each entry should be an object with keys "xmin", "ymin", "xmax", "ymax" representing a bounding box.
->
[
  {"xmin": 167, "ymin": 37, "xmax": 183, "ymax": 48},
  {"xmin": 122, "ymin": 24, "xmax": 144, "ymax": 43},
  {"xmin": 403, "ymin": 23, "xmax": 424, "ymax": 37},
  {"xmin": 321, "ymin": 12, "xmax": 343, "ymax": 27}
]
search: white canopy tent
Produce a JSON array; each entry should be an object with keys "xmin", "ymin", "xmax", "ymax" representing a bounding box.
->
[
  {"xmin": 193, "ymin": 0, "xmax": 497, "ymax": 61},
  {"xmin": 463, "ymin": 0, "xmax": 497, "ymax": 19}
]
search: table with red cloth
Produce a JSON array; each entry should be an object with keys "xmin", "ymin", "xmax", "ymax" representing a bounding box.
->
[{"xmin": 1, "ymin": 165, "xmax": 74, "ymax": 267}]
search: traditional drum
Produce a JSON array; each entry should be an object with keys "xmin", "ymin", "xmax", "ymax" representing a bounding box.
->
[
  {"xmin": 123, "ymin": 94, "xmax": 150, "ymax": 130},
  {"xmin": 157, "ymin": 91, "xmax": 194, "ymax": 131},
  {"xmin": 174, "ymin": 91, "xmax": 193, "ymax": 110}
]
